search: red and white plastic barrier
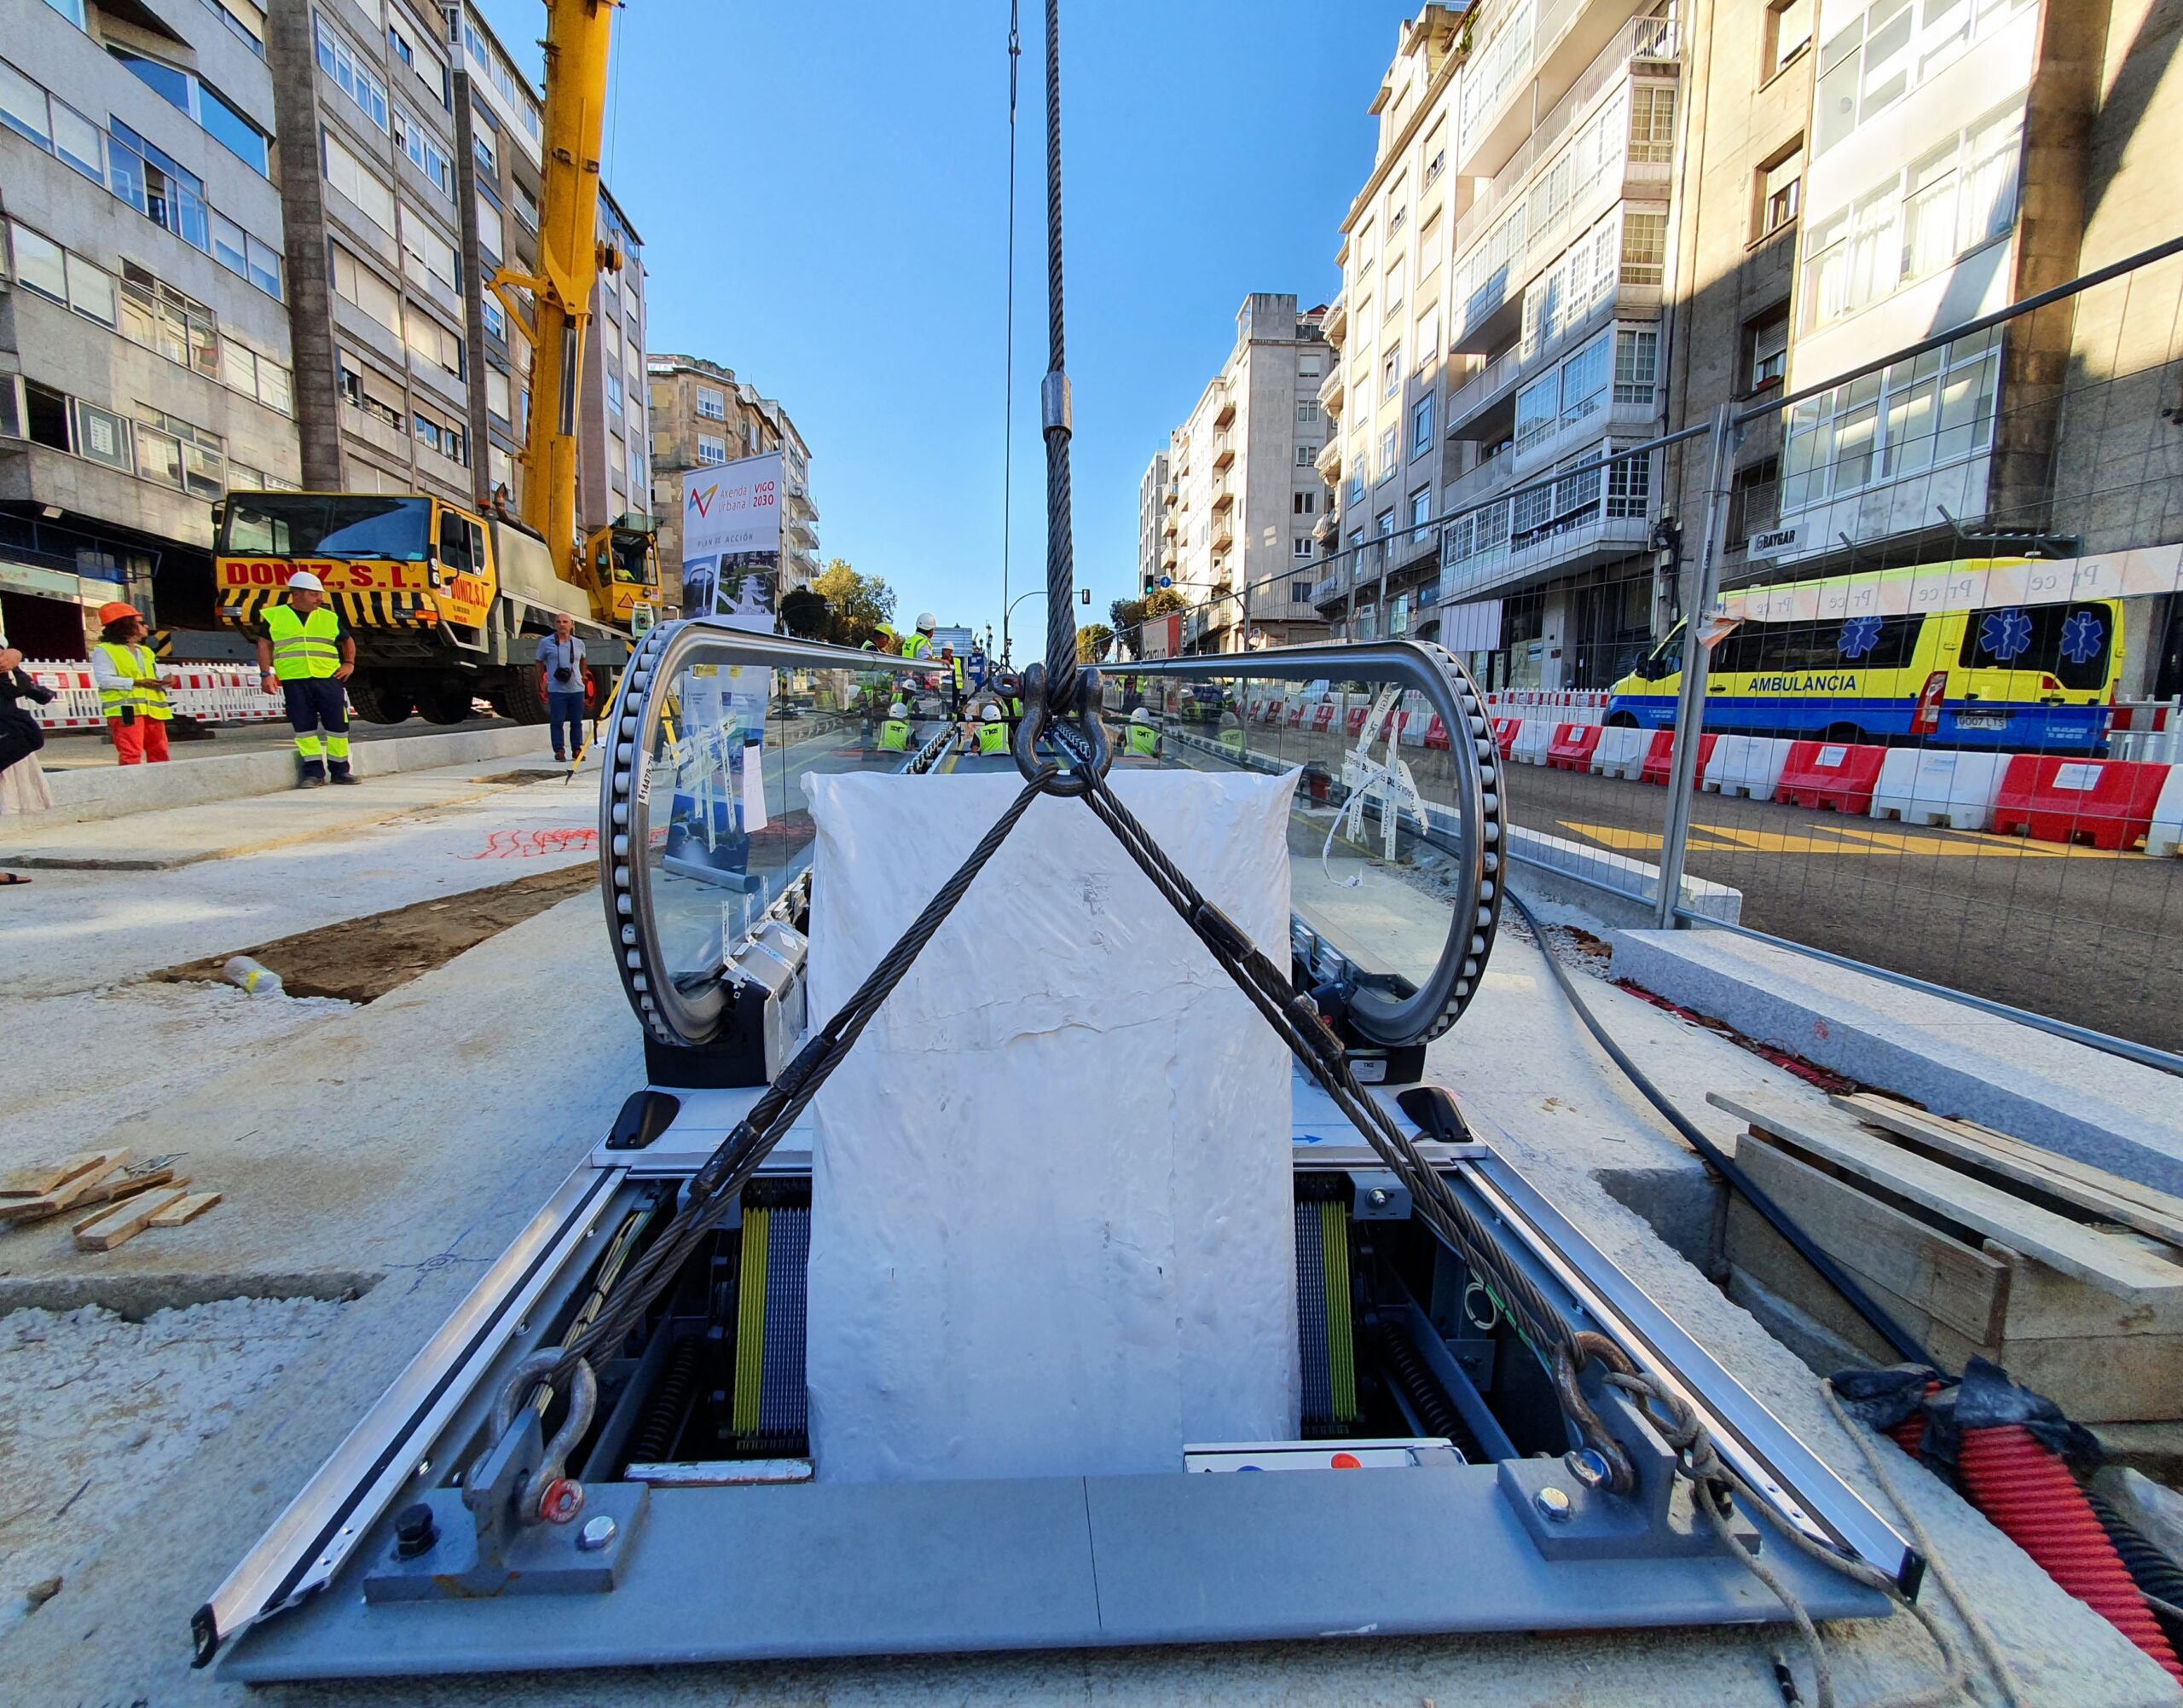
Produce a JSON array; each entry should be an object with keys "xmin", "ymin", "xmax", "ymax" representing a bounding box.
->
[
  {"xmin": 1546, "ymin": 722, "xmax": 1604, "ymax": 772},
  {"xmin": 1702, "ymin": 735, "xmax": 1793, "ymax": 801},
  {"xmin": 1484, "ymin": 689, "xmax": 1607, "ymax": 726},
  {"xmin": 1994, "ymin": 756, "xmax": 2169, "ymax": 852},
  {"xmin": 1868, "ymin": 750, "xmax": 2015, "ymax": 831},
  {"xmin": 1774, "ymin": 740, "xmax": 1889, "ymax": 814},
  {"xmin": 23, "ymin": 658, "xmax": 286, "ymax": 730}
]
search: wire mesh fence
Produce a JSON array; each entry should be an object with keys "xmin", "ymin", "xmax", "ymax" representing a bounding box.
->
[{"xmin": 1126, "ymin": 236, "xmax": 2183, "ymax": 1060}]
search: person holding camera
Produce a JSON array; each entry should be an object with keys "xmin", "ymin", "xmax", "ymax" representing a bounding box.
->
[{"xmin": 536, "ymin": 612, "xmax": 590, "ymax": 763}]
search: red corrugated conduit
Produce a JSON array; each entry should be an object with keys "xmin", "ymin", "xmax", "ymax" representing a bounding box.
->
[{"xmin": 1956, "ymin": 1424, "xmax": 2183, "ymax": 1684}]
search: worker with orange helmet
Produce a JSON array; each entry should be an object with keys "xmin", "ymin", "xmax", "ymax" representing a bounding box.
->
[{"xmin": 90, "ymin": 601, "xmax": 172, "ymax": 766}]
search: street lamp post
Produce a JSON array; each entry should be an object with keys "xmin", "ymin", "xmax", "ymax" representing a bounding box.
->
[{"xmin": 1002, "ymin": 587, "xmax": 1045, "ymax": 667}]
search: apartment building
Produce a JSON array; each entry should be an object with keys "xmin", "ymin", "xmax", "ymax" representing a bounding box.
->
[
  {"xmin": 1318, "ymin": 0, "xmax": 1679, "ymax": 688},
  {"xmin": 646, "ymin": 352, "xmax": 819, "ymax": 615},
  {"xmin": 1155, "ymin": 292, "xmax": 1331, "ymax": 655},
  {"xmin": 1136, "ymin": 449, "xmax": 1168, "ymax": 598},
  {"xmin": 0, "ymin": 0, "xmax": 298, "ymax": 657}
]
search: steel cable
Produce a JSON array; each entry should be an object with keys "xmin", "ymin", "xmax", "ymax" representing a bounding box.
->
[{"xmin": 1039, "ymin": 0, "xmax": 1078, "ymax": 711}]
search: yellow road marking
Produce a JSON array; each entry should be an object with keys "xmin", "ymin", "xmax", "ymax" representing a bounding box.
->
[{"xmin": 1556, "ymin": 817, "xmax": 2123, "ymax": 860}]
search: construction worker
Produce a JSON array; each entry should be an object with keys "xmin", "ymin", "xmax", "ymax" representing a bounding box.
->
[
  {"xmin": 900, "ymin": 614, "xmax": 938, "ymax": 663},
  {"xmin": 90, "ymin": 602, "xmax": 172, "ymax": 766},
  {"xmin": 256, "ymin": 570, "xmax": 357, "ymax": 786},
  {"xmin": 1123, "ymin": 705, "xmax": 1161, "ymax": 759},
  {"xmin": 877, "ymin": 700, "xmax": 912, "ymax": 752},
  {"xmin": 976, "ymin": 703, "xmax": 1009, "ymax": 756}
]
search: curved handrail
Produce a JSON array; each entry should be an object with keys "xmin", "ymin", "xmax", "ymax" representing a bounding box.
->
[{"xmin": 1117, "ymin": 639, "xmax": 1504, "ymax": 1046}]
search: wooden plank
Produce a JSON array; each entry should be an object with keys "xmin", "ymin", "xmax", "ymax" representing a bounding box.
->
[
  {"xmin": 72, "ymin": 1189, "xmax": 188, "ymax": 1253},
  {"xmin": 0, "ymin": 1151, "xmax": 131, "ymax": 1221},
  {"xmin": 1833, "ymin": 1092, "xmax": 2183, "ymax": 1250},
  {"xmin": 1733, "ymin": 1136, "xmax": 2007, "ymax": 1345},
  {"xmin": 147, "ymin": 1190, "xmax": 221, "ymax": 1228},
  {"xmin": 62, "ymin": 1167, "xmax": 179, "ymax": 1227},
  {"xmin": 0, "ymin": 1149, "xmax": 126, "ymax": 1197},
  {"xmin": 1988, "ymin": 1242, "xmax": 2183, "ymax": 1341},
  {"xmin": 1726, "ymin": 1202, "xmax": 1940, "ymax": 1368},
  {"xmin": 1708, "ymin": 1091, "xmax": 2183, "ymax": 1300},
  {"xmin": 1995, "ymin": 1334, "xmax": 2183, "ymax": 1424}
]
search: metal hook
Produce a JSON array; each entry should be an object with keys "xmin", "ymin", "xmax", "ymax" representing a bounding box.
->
[
  {"xmin": 1011, "ymin": 662, "xmax": 1110, "ymax": 796},
  {"xmin": 1551, "ymin": 1331, "xmax": 1639, "ymax": 1497},
  {"xmin": 475, "ymin": 1351, "xmax": 599, "ymax": 1528}
]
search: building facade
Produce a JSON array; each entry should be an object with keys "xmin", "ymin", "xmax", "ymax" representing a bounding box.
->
[
  {"xmin": 1154, "ymin": 292, "xmax": 1331, "ymax": 654},
  {"xmin": 1136, "ymin": 449, "xmax": 1168, "ymax": 598},
  {"xmin": 0, "ymin": 0, "xmax": 647, "ymax": 663},
  {"xmin": 1, "ymin": 0, "xmax": 298, "ymax": 657},
  {"xmin": 646, "ymin": 352, "xmax": 818, "ymax": 617}
]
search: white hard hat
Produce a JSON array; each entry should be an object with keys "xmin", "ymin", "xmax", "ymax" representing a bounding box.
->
[
  {"xmin": 981, "ymin": 703, "xmax": 1003, "ymax": 721},
  {"xmin": 916, "ymin": 612, "xmax": 936, "ymax": 632},
  {"xmin": 286, "ymin": 570, "xmax": 326, "ymax": 593},
  {"xmin": 1131, "ymin": 707, "xmax": 1155, "ymax": 726},
  {"xmin": 889, "ymin": 701, "xmax": 907, "ymax": 719}
]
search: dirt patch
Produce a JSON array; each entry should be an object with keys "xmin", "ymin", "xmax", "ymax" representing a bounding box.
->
[
  {"xmin": 471, "ymin": 767, "xmax": 576, "ymax": 785},
  {"xmin": 151, "ymin": 864, "xmax": 599, "ymax": 1003}
]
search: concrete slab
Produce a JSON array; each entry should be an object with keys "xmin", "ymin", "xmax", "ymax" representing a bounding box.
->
[
  {"xmin": 1, "ymin": 866, "xmax": 2176, "ymax": 1704},
  {"xmin": 26, "ymin": 722, "xmax": 559, "ymax": 825},
  {"xmin": 1613, "ymin": 927, "xmax": 2183, "ymax": 1198},
  {"xmin": 0, "ymin": 754, "xmax": 594, "ymax": 871}
]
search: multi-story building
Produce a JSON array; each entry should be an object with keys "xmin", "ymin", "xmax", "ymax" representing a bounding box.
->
[
  {"xmin": 1136, "ymin": 449, "xmax": 1168, "ymax": 598},
  {"xmin": 0, "ymin": 0, "xmax": 650, "ymax": 663},
  {"xmin": 646, "ymin": 352, "xmax": 818, "ymax": 615},
  {"xmin": 1, "ymin": 0, "xmax": 298, "ymax": 657},
  {"xmin": 1321, "ymin": 0, "xmax": 1682, "ymax": 690},
  {"xmin": 1155, "ymin": 292, "xmax": 1331, "ymax": 654}
]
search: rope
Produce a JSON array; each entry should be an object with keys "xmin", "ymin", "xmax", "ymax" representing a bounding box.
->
[{"xmin": 1039, "ymin": 0, "xmax": 1078, "ymax": 711}]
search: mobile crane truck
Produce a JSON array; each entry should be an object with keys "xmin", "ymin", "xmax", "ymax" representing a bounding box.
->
[{"xmin": 207, "ymin": 0, "xmax": 653, "ymax": 727}]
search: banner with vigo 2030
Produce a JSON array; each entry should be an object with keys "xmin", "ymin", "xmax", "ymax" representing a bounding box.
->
[{"xmin": 681, "ymin": 453, "xmax": 780, "ymax": 633}]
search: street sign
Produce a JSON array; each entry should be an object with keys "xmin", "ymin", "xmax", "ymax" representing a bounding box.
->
[
  {"xmin": 1157, "ymin": 576, "xmax": 1172, "ymax": 589},
  {"xmin": 1747, "ymin": 524, "xmax": 1801, "ymax": 561}
]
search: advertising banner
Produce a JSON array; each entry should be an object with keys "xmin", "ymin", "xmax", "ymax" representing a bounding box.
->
[{"xmin": 681, "ymin": 452, "xmax": 781, "ymax": 632}]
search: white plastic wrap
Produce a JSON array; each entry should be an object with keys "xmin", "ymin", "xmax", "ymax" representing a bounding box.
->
[{"xmin": 800, "ymin": 768, "xmax": 1302, "ymax": 1483}]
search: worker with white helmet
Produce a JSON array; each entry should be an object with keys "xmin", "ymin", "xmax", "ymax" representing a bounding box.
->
[
  {"xmin": 255, "ymin": 570, "xmax": 357, "ymax": 785},
  {"xmin": 877, "ymin": 699, "xmax": 912, "ymax": 753},
  {"xmin": 1123, "ymin": 704, "xmax": 1161, "ymax": 759},
  {"xmin": 899, "ymin": 613, "xmax": 938, "ymax": 662},
  {"xmin": 975, "ymin": 701, "xmax": 1010, "ymax": 756}
]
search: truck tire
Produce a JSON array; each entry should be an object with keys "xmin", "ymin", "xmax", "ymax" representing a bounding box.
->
[
  {"xmin": 417, "ymin": 686, "xmax": 478, "ymax": 726},
  {"xmin": 499, "ymin": 665, "xmax": 550, "ymax": 726},
  {"xmin": 346, "ymin": 672, "xmax": 416, "ymax": 725}
]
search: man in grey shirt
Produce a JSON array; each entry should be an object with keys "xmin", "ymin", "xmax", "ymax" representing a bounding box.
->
[{"xmin": 536, "ymin": 614, "xmax": 589, "ymax": 761}]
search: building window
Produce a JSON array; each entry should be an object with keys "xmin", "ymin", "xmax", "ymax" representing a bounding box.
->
[
  {"xmin": 696, "ymin": 385, "xmax": 727, "ymax": 420},
  {"xmin": 1629, "ymin": 86, "xmax": 1676, "ymax": 165},
  {"xmin": 388, "ymin": 19, "xmax": 449, "ymax": 109},
  {"xmin": 1780, "ymin": 327, "xmax": 2001, "ymax": 512},
  {"xmin": 1381, "ymin": 345, "xmax": 1401, "ymax": 397},
  {"xmin": 400, "ymin": 209, "xmax": 459, "ymax": 296},
  {"xmin": 1375, "ymin": 507, "xmax": 1395, "ymax": 538},
  {"xmin": 1425, "ymin": 144, "xmax": 1445, "ymax": 186},
  {"xmin": 315, "ymin": 17, "xmax": 388, "ymax": 130},
  {"xmin": 6, "ymin": 221, "xmax": 67, "ymax": 301},
  {"xmin": 1815, "ymin": 0, "xmax": 2030, "ymax": 158},
  {"xmin": 1515, "ymin": 368, "xmax": 1560, "ymax": 455},
  {"xmin": 1743, "ymin": 304, "xmax": 1790, "ymax": 393},
  {"xmin": 324, "ymin": 130, "xmax": 394, "ymax": 234},
  {"xmin": 480, "ymin": 291, "xmax": 506, "ymax": 341},
  {"xmin": 1757, "ymin": 145, "xmax": 1803, "ymax": 239},
  {"xmin": 605, "ymin": 372, "xmax": 623, "ymax": 414},
  {"xmin": 1606, "ymin": 448, "xmax": 1651, "ymax": 518},
  {"xmin": 1377, "ymin": 426, "xmax": 1398, "ymax": 481},
  {"xmin": 414, "ymin": 407, "xmax": 466, "ymax": 466},
  {"xmin": 339, "ymin": 350, "xmax": 405, "ymax": 431},
  {"xmin": 1409, "ymin": 484, "xmax": 1433, "ymax": 541},
  {"xmin": 394, "ymin": 107, "xmax": 455, "ymax": 197},
  {"xmin": 1410, "ymin": 392, "xmax": 1434, "ymax": 458},
  {"xmin": 472, "ymin": 129, "xmax": 496, "ymax": 177},
  {"xmin": 475, "ymin": 188, "xmax": 506, "ymax": 262},
  {"xmin": 1767, "ymin": 0, "xmax": 1814, "ymax": 76},
  {"xmin": 1620, "ymin": 210, "xmax": 1667, "ymax": 286},
  {"xmin": 1292, "ymin": 541, "xmax": 1315, "ymax": 563},
  {"xmin": 697, "ymin": 435, "xmax": 727, "ymax": 466},
  {"xmin": 1297, "ymin": 398, "xmax": 1320, "ymax": 422},
  {"xmin": 1726, "ymin": 456, "xmax": 1781, "ymax": 547},
  {"xmin": 485, "ymin": 367, "xmax": 512, "ymax": 421},
  {"xmin": 330, "ymin": 244, "xmax": 402, "ymax": 336},
  {"xmin": 1293, "ymin": 490, "xmax": 1316, "ymax": 516},
  {"xmin": 1294, "ymin": 443, "xmax": 1316, "ymax": 467},
  {"xmin": 1614, "ymin": 327, "xmax": 1659, "ymax": 405},
  {"xmin": 404, "ymin": 310, "xmax": 463, "ymax": 379}
]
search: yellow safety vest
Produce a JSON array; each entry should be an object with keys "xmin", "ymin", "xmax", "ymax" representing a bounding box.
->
[
  {"xmin": 1125, "ymin": 723, "xmax": 1160, "ymax": 757},
  {"xmin": 265, "ymin": 603, "xmax": 343, "ymax": 680},
  {"xmin": 976, "ymin": 720, "xmax": 1008, "ymax": 755},
  {"xmin": 900, "ymin": 632, "xmax": 933, "ymax": 661},
  {"xmin": 878, "ymin": 719, "xmax": 911, "ymax": 751},
  {"xmin": 96, "ymin": 642, "xmax": 171, "ymax": 720}
]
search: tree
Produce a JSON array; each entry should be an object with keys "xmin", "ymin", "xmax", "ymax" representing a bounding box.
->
[
  {"xmin": 811, "ymin": 559, "xmax": 896, "ymax": 646},
  {"xmin": 1143, "ymin": 587, "xmax": 1189, "ymax": 617},
  {"xmin": 778, "ymin": 586, "xmax": 829, "ymax": 640},
  {"xmin": 1075, "ymin": 622, "xmax": 1114, "ymax": 664},
  {"xmin": 1109, "ymin": 597, "xmax": 1146, "ymax": 658}
]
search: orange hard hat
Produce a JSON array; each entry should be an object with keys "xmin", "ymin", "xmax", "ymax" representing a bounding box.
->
[{"xmin": 98, "ymin": 601, "xmax": 142, "ymax": 626}]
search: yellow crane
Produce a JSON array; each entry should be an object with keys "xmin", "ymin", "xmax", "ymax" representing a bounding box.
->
[{"xmin": 211, "ymin": 0, "xmax": 657, "ymax": 726}]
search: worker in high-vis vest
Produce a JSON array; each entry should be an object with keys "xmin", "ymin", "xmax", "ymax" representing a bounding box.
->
[
  {"xmin": 877, "ymin": 700, "xmax": 912, "ymax": 752},
  {"xmin": 900, "ymin": 614, "xmax": 937, "ymax": 662},
  {"xmin": 1123, "ymin": 706, "xmax": 1161, "ymax": 758},
  {"xmin": 976, "ymin": 703, "xmax": 1009, "ymax": 756},
  {"xmin": 255, "ymin": 570, "xmax": 357, "ymax": 786},
  {"xmin": 90, "ymin": 601, "xmax": 172, "ymax": 766}
]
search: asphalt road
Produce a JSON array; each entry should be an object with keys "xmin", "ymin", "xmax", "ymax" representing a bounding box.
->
[{"xmin": 1498, "ymin": 761, "xmax": 2183, "ymax": 1052}]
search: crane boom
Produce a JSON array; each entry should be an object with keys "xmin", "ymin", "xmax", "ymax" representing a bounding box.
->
[{"xmin": 491, "ymin": 0, "xmax": 618, "ymax": 590}]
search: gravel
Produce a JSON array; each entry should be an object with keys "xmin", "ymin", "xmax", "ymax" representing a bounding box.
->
[{"xmin": 0, "ymin": 1297, "xmax": 346, "ymax": 1642}]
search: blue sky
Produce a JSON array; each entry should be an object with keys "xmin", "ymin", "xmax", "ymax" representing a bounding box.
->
[{"xmin": 473, "ymin": 1, "xmax": 1421, "ymax": 654}]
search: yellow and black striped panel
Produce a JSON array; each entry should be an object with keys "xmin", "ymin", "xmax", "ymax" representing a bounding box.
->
[{"xmin": 218, "ymin": 589, "xmax": 434, "ymax": 630}]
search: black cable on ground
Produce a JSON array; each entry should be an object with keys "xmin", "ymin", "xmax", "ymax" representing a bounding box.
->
[{"xmin": 1503, "ymin": 886, "xmax": 1939, "ymax": 1372}]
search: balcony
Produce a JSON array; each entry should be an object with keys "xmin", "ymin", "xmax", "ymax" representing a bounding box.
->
[
  {"xmin": 1456, "ymin": 0, "xmax": 1665, "ymax": 182},
  {"xmin": 1314, "ymin": 437, "xmax": 1343, "ymax": 481},
  {"xmin": 1445, "ymin": 345, "xmax": 1526, "ymax": 438},
  {"xmin": 1164, "ymin": 480, "xmax": 1179, "ymax": 507},
  {"xmin": 1162, "ymin": 512, "xmax": 1178, "ymax": 539},
  {"xmin": 1438, "ymin": 459, "xmax": 1652, "ymax": 603},
  {"xmin": 1323, "ymin": 292, "xmax": 1348, "ymax": 349},
  {"xmin": 1212, "ymin": 432, "xmax": 1235, "ymax": 470},
  {"xmin": 1212, "ymin": 518, "xmax": 1235, "ymax": 552},
  {"xmin": 1213, "ymin": 385, "xmax": 1236, "ymax": 429},
  {"xmin": 1317, "ymin": 364, "xmax": 1345, "ymax": 417},
  {"xmin": 1160, "ymin": 541, "xmax": 1178, "ymax": 571}
]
